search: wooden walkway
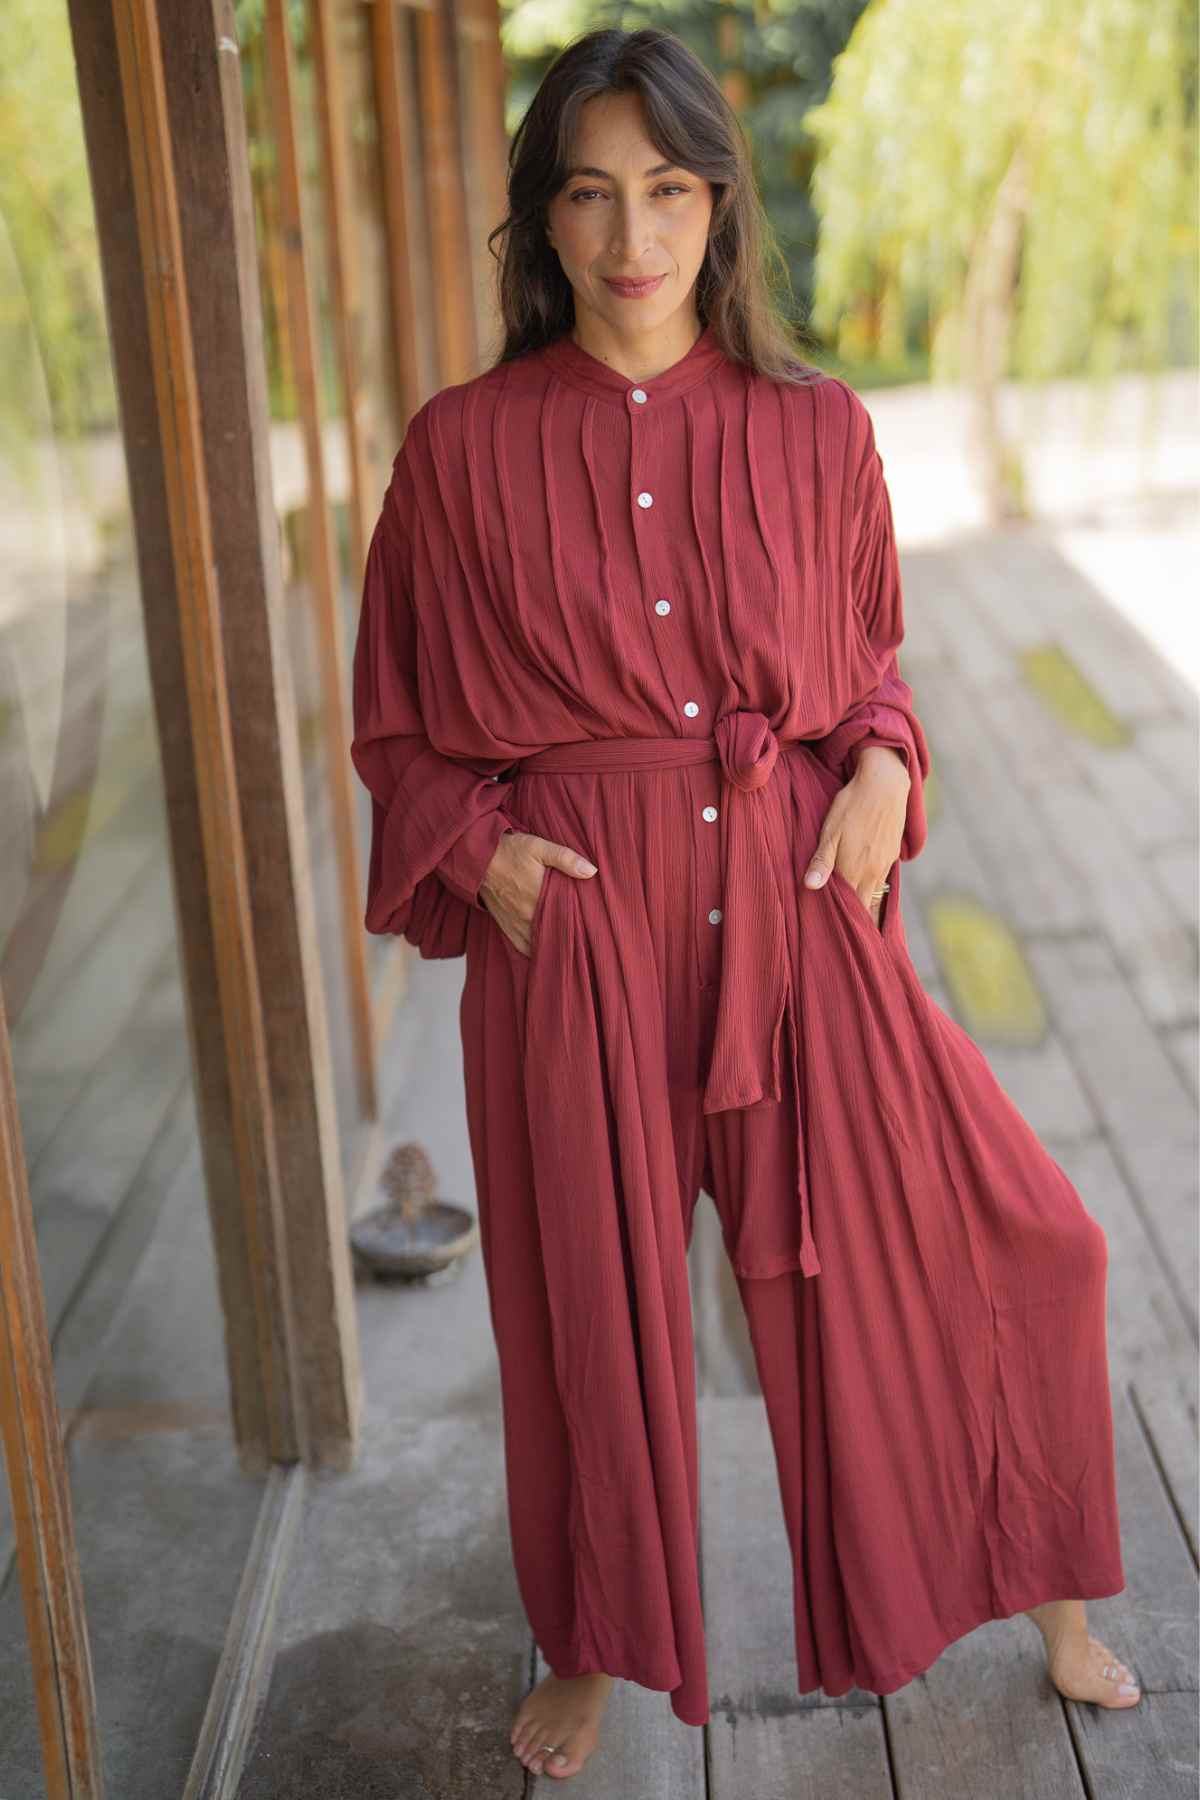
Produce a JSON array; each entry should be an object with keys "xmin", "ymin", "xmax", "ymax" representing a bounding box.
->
[{"xmin": 240, "ymin": 511, "xmax": 1198, "ymax": 1798}]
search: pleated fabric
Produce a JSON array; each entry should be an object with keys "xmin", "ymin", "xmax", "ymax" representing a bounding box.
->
[{"xmin": 350, "ymin": 326, "xmax": 1126, "ymax": 1726}]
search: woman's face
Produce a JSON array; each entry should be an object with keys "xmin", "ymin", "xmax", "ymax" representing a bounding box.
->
[{"xmin": 545, "ymin": 92, "xmax": 714, "ymax": 337}]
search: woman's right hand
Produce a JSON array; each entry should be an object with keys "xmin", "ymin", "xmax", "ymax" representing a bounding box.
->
[{"xmin": 479, "ymin": 830, "xmax": 598, "ymax": 957}]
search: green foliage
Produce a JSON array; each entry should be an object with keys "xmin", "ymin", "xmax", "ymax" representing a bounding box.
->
[
  {"xmin": 2, "ymin": 0, "xmax": 1190, "ymax": 486},
  {"xmin": 0, "ymin": 0, "xmax": 116, "ymax": 460},
  {"xmin": 804, "ymin": 0, "xmax": 1198, "ymax": 380}
]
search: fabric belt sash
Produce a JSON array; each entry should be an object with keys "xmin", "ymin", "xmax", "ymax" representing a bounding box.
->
[{"xmin": 516, "ymin": 709, "xmax": 822, "ymax": 1279}]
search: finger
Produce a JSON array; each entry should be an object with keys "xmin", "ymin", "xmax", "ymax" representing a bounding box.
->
[
  {"xmin": 805, "ymin": 832, "xmax": 840, "ymax": 888},
  {"xmin": 541, "ymin": 838, "xmax": 598, "ymax": 878}
]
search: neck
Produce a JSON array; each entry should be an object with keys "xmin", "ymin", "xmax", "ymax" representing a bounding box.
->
[{"xmin": 568, "ymin": 308, "xmax": 705, "ymax": 384}]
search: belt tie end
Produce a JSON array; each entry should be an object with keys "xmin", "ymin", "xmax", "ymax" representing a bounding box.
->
[{"xmin": 703, "ymin": 710, "xmax": 821, "ymax": 1279}]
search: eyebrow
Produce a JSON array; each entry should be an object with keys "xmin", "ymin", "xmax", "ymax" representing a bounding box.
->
[{"xmin": 564, "ymin": 162, "xmax": 681, "ymax": 181}]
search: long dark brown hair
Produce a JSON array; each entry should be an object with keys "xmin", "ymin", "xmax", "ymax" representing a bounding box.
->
[{"xmin": 486, "ymin": 27, "xmax": 825, "ymax": 387}]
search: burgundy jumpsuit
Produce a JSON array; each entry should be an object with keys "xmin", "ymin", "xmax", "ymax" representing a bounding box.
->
[{"xmin": 349, "ymin": 325, "xmax": 1126, "ymax": 1728}]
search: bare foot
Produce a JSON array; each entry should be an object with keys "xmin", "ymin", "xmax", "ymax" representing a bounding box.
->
[
  {"xmin": 510, "ymin": 1670, "xmax": 615, "ymax": 1778},
  {"xmin": 1046, "ymin": 1631, "xmax": 1141, "ymax": 1707},
  {"xmin": 1027, "ymin": 1600, "xmax": 1140, "ymax": 1709}
]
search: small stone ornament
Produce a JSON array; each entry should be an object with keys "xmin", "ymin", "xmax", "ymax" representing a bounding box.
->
[{"xmin": 350, "ymin": 1141, "xmax": 479, "ymax": 1281}]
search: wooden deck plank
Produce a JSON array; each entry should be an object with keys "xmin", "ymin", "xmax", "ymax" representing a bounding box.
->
[
  {"xmin": 914, "ymin": 660, "xmax": 1115, "ymax": 935},
  {"xmin": 700, "ymin": 1396, "xmax": 893, "ymax": 1800},
  {"xmin": 1071, "ymin": 1691, "xmax": 1199, "ymax": 1800},
  {"xmin": 1059, "ymin": 1388, "xmax": 1199, "ymax": 1800},
  {"xmin": 1027, "ymin": 933, "xmax": 1198, "ymax": 1336},
  {"xmin": 1093, "ymin": 1387, "xmax": 1198, "ymax": 1697},
  {"xmin": 527, "ymin": 1646, "xmax": 703, "ymax": 1796},
  {"xmin": 883, "ymin": 1619, "xmax": 1087, "ymax": 1800},
  {"xmin": 1054, "ymin": 1133, "xmax": 1198, "ymax": 1557}
]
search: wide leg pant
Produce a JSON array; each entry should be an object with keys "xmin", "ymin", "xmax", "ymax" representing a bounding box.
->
[{"xmin": 458, "ymin": 746, "xmax": 1125, "ymax": 1728}]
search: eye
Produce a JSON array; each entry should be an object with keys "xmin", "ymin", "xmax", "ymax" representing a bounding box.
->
[{"xmin": 567, "ymin": 182, "xmax": 691, "ymax": 204}]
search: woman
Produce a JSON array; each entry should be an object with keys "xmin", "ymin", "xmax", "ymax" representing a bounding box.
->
[{"xmin": 350, "ymin": 25, "xmax": 1138, "ymax": 1782}]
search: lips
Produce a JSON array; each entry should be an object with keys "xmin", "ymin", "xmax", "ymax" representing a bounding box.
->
[{"xmin": 603, "ymin": 274, "xmax": 666, "ymax": 297}]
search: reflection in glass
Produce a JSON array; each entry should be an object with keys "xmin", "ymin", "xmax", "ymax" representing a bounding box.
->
[
  {"xmin": 238, "ymin": 6, "xmax": 373, "ymax": 1166},
  {"xmin": 0, "ymin": 5, "xmax": 263, "ymax": 1790}
]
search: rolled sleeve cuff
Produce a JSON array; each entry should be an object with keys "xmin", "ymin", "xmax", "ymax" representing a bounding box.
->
[{"xmin": 436, "ymin": 805, "xmax": 517, "ymax": 909}]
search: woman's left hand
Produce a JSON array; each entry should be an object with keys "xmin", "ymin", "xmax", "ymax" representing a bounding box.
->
[{"xmin": 804, "ymin": 744, "xmax": 910, "ymax": 928}]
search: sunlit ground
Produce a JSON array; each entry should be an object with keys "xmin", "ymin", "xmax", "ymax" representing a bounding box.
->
[{"xmin": 872, "ymin": 368, "xmax": 1199, "ymax": 692}]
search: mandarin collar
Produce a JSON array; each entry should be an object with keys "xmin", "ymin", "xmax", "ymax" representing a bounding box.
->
[{"xmin": 541, "ymin": 322, "xmax": 727, "ymax": 407}]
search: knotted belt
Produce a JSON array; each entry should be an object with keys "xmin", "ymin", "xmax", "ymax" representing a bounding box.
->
[{"xmin": 515, "ymin": 709, "xmax": 822, "ymax": 1279}]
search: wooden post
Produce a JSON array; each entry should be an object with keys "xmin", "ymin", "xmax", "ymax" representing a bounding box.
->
[
  {"xmin": 373, "ymin": 0, "xmax": 428, "ymax": 418},
  {"xmin": 414, "ymin": 0, "xmax": 478, "ymax": 381},
  {"xmin": 0, "ymin": 988, "xmax": 103, "ymax": 1797},
  {"xmin": 62, "ymin": 0, "xmax": 362, "ymax": 1471}
]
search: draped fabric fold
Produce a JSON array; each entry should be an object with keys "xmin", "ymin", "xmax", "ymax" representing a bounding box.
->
[
  {"xmin": 350, "ymin": 511, "xmax": 517, "ymax": 959},
  {"xmin": 805, "ymin": 412, "xmax": 932, "ymax": 862},
  {"xmin": 520, "ymin": 707, "xmax": 822, "ymax": 1280}
]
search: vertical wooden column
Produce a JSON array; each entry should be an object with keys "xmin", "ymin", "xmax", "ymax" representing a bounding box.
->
[
  {"xmin": 61, "ymin": 0, "xmax": 361, "ymax": 1472},
  {"xmin": 187, "ymin": 0, "xmax": 365, "ymax": 1464},
  {"xmin": 450, "ymin": 0, "xmax": 511, "ymax": 359},
  {"xmin": 414, "ymin": 0, "xmax": 478, "ymax": 381},
  {"xmin": 373, "ymin": 0, "xmax": 427, "ymax": 420},
  {"xmin": 308, "ymin": 0, "xmax": 373, "ymax": 592},
  {"xmin": 0, "ymin": 986, "xmax": 103, "ymax": 1796},
  {"xmin": 110, "ymin": 0, "xmax": 306, "ymax": 1462},
  {"xmin": 262, "ymin": 0, "xmax": 380, "ymax": 1129}
]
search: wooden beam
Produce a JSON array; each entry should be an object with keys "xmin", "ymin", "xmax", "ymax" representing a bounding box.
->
[
  {"xmin": 450, "ymin": 0, "xmax": 510, "ymax": 359},
  {"xmin": 0, "ymin": 990, "xmax": 103, "ymax": 1797},
  {"xmin": 308, "ymin": 0, "xmax": 373, "ymax": 592},
  {"xmin": 262, "ymin": 0, "xmax": 379, "ymax": 1130},
  {"xmin": 373, "ymin": 0, "xmax": 427, "ymax": 417},
  {"xmin": 105, "ymin": 0, "xmax": 305, "ymax": 1463},
  {"xmin": 163, "ymin": 0, "xmax": 364, "ymax": 1467},
  {"xmin": 414, "ymin": 0, "xmax": 478, "ymax": 381}
]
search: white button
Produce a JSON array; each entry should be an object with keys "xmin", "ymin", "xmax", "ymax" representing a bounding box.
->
[
  {"xmin": 708, "ymin": 908, "xmax": 723, "ymax": 925},
  {"xmin": 654, "ymin": 599, "xmax": 671, "ymax": 615},
  {"xmin": 702, "ymin": 805, "xmax": 718, "ymax": 821},
  {"xmin": 683, "ymin": 700, "xmax": 700, "ymax": 717},
  {"xmin": 637, "ymin": 491, "xmax": 653, "ymax": 508},
  {"xmin": 631, "ymin": 388, "xmax": 648, "ymax": 404}
]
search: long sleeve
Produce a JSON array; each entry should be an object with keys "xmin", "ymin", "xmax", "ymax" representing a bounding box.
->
[
  {"xmin": 808, "ymin": 402, "xmax": 931, "ymax": 861},
  {"xmin": 350, "ymin": 496, "xmax": 516, "ymax": 959}
]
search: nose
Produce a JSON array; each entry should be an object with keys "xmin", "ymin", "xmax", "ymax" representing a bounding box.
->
[{"xmin": 608, "ymin": 196, "xmax": 657, "ymax": 264}]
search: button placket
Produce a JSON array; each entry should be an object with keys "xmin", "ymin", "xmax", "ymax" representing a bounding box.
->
[
  {"xmin": 630, "ymin": 391, "xmax": 684, "ymax": 703},
  {"xmin": 625, "ymin": 385, "xmax": 721, "ymax": 962}
]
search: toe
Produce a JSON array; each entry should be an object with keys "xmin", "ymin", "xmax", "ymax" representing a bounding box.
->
[
  {"xmin": 527, "ymin": 1732, "xmax": 559, "ymax": 1775},
  {"xmin": 546, "ymin": 1752, "xmax": 580, "ymax": 1777}
]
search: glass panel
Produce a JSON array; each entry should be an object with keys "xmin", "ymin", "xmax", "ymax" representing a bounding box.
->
[
  {"xmin": 238, "ymin": 6, "xmax": 371, "ymax": 1173},
  {"xmin": 0, "ymin": 7, "xmax": 264, "ymax": 1791},
  {"xmin": 399, "ymin": 6, "xmax": 440, "ymax": 398},
  {"xmin": 340, "ymin": 0, "xmax": 429, "ymax": 986},
  {"xmin": 340, "ymin": 1, "xmax": 404, "ymax": 517},
  {"xmin": 338, "ymin": 0, "xmax": 408, "ymax": 985}
]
